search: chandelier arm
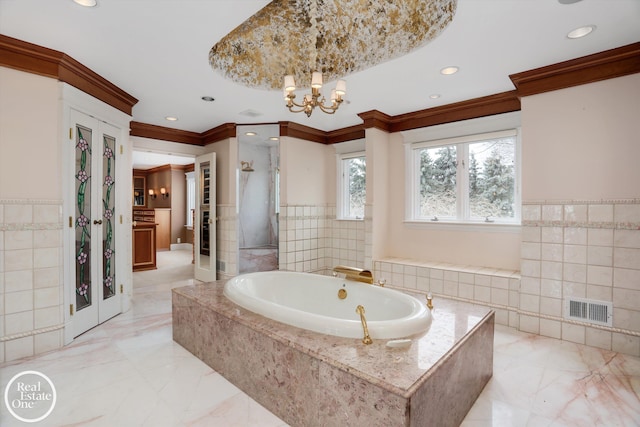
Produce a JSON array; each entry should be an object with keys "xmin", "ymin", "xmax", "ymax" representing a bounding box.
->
[{"xmin": 317, "ymin": 103, "xmax": 338, "ymax": 114}]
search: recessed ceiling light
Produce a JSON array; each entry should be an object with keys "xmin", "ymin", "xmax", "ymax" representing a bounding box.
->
[
  {"xmin": 73, "ymin": 0, "xmax": 97, "ymax": 7},
  {"xmin": 567, "ymin": 25, "xmax": 596, "ymax": 39},
  {"xmin": 201, "ymin": 96, "xmax": 215, "ymax": 102},
  {"xmin": 440, "ymin": 66, "xmax": 459, "ymax": 75},
  {"xmin": 165, "ymin": 116, "xmax": 178, "ymax": 121},
  {"xmin": 429, "ymin": 94, "xmax": 441, "ymax": 99},
  {"xmin": 558, "ymin": 0, "xmax": 583, "ymax": 4},
  {"xmin": 269, "ymin": 137, "xmax": 279, "ymax": 141},
  {"xmin": 245, "ymin": 132, "xmax": 257, "ymax": 136}
]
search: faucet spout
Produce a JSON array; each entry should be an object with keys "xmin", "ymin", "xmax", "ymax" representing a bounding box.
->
[
  {"xmin": 333, "ymin": 265, "xmax": 374, "ymax": 284},
  {"xmin": 355, "ymin": 305, "xmax": 373, "ymax": 345}
]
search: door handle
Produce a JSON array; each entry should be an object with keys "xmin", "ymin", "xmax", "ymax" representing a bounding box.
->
[{"xmin": 93, "ymin": 219, "xmax": 103, "ymax": 225}]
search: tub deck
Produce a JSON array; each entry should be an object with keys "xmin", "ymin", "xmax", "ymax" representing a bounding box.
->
[{"xmin": 172, "ymin": 280, "xmax": 494, "ymax": 427}]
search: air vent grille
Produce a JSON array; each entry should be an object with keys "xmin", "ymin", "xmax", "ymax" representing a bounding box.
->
[{"xmin": 564, "ymin": 297, "xmax": 612, "ymax": 327}]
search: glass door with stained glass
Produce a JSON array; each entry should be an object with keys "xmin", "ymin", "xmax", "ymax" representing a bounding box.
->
[{"xmin": 70, "ymin": 110, "xmax": 122, "ymax": 337}]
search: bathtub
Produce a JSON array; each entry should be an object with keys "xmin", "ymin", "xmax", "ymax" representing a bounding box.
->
[{"xmin": 223, "ymin": 271, "xmax": 431, "ymax": 339}]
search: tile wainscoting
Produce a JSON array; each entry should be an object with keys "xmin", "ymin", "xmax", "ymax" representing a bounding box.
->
[
  {"xmin": 0, "ymin": 199, "xmax": 64, "ymax": 362},
  {"xmin": 373, "ymin": 199, "xmax": 640, "ymax": 357},
  {"xmin": 520, "ymin": 199, "xmax": 640, "ymax": 357}
]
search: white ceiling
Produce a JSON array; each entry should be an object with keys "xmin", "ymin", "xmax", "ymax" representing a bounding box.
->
[{"xmin": 1, "ymin": 0, "xmax": 639, "ymax": 138}]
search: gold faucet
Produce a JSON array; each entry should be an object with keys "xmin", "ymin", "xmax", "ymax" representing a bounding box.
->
[
  {"xmin": 355, "ymin": 305, "xmax": 373, "ymax": 345},
  {"xmin": 333, "ymin": 265, "xmax": 374, "ymax": 284}
]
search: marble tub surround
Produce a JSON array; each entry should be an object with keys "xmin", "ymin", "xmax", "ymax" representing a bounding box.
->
[{"xmin": 173, "ymin": 281, "xmax": 494, "ymax": 426}]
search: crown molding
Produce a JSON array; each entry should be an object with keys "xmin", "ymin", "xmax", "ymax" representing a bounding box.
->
[
  {"xmin": 510, "ymin": 42, "xmax": 640, "ymax": 97},
  {"xmin": 279, "ymin": 121, "xmax": 327, "ymax": 144},
  {"xmin": 201, "ymin": 123, "xmax": 237, "ymax": 145},
  {"xmin": 4, "ymin": 33, "xmax": 637, "ymax": 146},
  {"xmin": 389, "ymin": 91, "xmax": 521, "ymax": 132},
  {"xmin": 327, "ymin": 124, "xmax": 366, "ymax": 144},
  {"xmin": 130, "ymin": 121, "xmax": 202, "ymax": 145},
  {"xmin": 0, "ymin": 34, "xmax": 138, "ymax": 115}
]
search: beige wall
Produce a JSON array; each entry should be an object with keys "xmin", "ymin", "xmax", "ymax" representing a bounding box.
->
[
  {"xmin": 0, "ymin": 67, "xmax": 60, "ymax": 199},
  {"xmin": 280, "ymin": 136, "xmax": 334, "ymax": 205},
  {"xmin": 522, "ymin": 73, "xmax": 640, "ymax": 201}
]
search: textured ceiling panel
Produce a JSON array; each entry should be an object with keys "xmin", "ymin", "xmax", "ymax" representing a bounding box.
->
[{"xmin": 209, "ymin": 0, "xmax": 457, "ymax": 90}]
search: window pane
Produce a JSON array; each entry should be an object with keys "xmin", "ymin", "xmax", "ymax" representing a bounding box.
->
[
  {"xmin": 418, "ymin": 146, "xmax": 457, "ymax": 218},
  {"xmin": 468, "ymin": 137, "xmax": 516, "ymax": 220},
  {"xmin": 345, "ymin": 156, "xmax": 365, "ymax": 218}
]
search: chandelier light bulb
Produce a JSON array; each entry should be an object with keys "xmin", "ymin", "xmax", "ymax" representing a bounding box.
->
[
  {"xmin": 311, "ymin": 71, "xmax": 323, "ymax": 89},
  {"xmin": 284, "ymin": 75, "xmax": 296, "ymax": 92}
]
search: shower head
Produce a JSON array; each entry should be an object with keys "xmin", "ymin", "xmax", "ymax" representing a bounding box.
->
[{"xmin": 241, "ymin": 161, "xmax": 254, "ymax": 172}]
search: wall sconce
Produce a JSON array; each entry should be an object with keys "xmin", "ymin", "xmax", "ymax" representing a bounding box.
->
[
  {"xmin": 160, "ymin": 187, "xmax": 169, "ymax": 199},
  {"xmin": 148, "ymin": 189, "xmax": 157, "ymax": 199}
]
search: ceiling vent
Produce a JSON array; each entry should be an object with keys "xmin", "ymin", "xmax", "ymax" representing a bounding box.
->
[
  {"xmin": 239, "ymin": 109, "xmax": 263, "ymax": 118},
  {"xmin": 564, "ymin": 297, "xmax": 612, "ymax": 327}
]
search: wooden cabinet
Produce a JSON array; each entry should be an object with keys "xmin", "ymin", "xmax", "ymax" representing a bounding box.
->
[
  {"xmin": 155, "ymin": 208, "xmax": 171, "ymax": 250},
  {"xmin": 132, "ymin": 222, "xmax": 157, "ymax": 271}
]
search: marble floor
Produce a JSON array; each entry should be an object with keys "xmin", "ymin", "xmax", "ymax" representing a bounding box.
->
[{"xmin": 1, "ymin": 250, "xmax": 638, "ymax": 426}]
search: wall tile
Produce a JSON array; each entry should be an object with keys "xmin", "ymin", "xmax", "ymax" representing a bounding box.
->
[
  {"xmin": 588, "ymin": 229, "xmax": 614, "ymax": 247},
  {"xmin": 585, "ymin": 328, "xmax": 612, "ymax": 351},
  {"xmin": 539, "ymin": 319, "xmax": 561, "ymax": 339},
  {"xmin": 541, "ymin": 261, "xmax": 563, "ymax": 280},
  {"xmin": 564, "ymin": 227, "xmax": 587, "ymax": 245},
  {"xmin": 34, "ymin": 287, "xmax": 60, "ymax": 309},
  {"xmin": 4, "ymin": 230, "xmax": 33, "ymax": 250},
  {"xmin": 520, "ymin": 277, "xmax": 540, "ymax": 295},
  {"xmin": 4, "ymin": 204, "xmax": 33, "ymax": 224},
  {"xmin": 33, "ymin": 204, "xmax": 61, "ymax": 223},
  {"xmin": 612, "ymin": 332, "xmax": 640, "ymax": 357},
  {"xmin": 540, "ymin": 279, "xmax": 562, "ymax": 298},
  {"xmin": 520, "ymin": 294, "xmax": 539, "ymax": 313},
  {"xmin": 586, "ymin": 284, "xmax": 612, "ymax": 301},
  {"xmin": 542, "ymin": 205, "xmax": 563, "ymax": 221},
  {"xmin": 587, "ymin": 246, "xmax": 613, "ymax": 267},
  {"xmin": 563, "ymin": 244, "xmax": 586, "ymax": 264},
  {"xmin": 614, "ymin": 204, "xmax": 640, "ymax": 223},
  {"xmin": 613, "ymin": 267, "xmax": 640, "ymax": 291},
  {"xmin": 613, "ymin": 288, "xmax": 640, "ymax": 311},
  {"xmin": 4, "ymin": 270, "xmax": 33, "ymax": 293},
  {"xmin": 563, "ymin": 263, "xmax": 587, "ymax": 283},
  {"xmin": 5, "ymin": 310, "xmax": 34, "ymax": 335},
  {"xmin": 541, "ymin": 243, "xmax": 563, "ymax": 262},
  {"xmin": 4, "ymin": 290, "xmax": 33, "ymax": 314},
  {"xmin": 588, "ymin": 204, "xmax": 614, "ymax": 223},
  {"xmin": 521, "ymin": 242, "xmax": 541, "ymax": 260},
  {"xmin": 34, "ymin": 329, "xmax": 62, "ymax": 354},
  {"xmin": 4, "ymin": 249, "xmax": 33, "ymax": 271},
  {"xmin": 614, "ymin": 229, "xmax": 640, "ymax": 249},
  {"xmin": 519, "ymin": 315, "xmax": 539, "ymax": 334},
  {"xmin": 586, "ymin": 265, "xmax": 612, "ymax": 286},
  {"xmin": 5, "ymin": 336, "xmax": 33, "ymax": 361},
  {"xmin": 564, "ymin": 205, "xmax": 587, "ymax": 222},
  {"xmin": 539, "ymin": 297, "xmax": 561, "ymax": 317},
  {"xmin": 522, "ymin": 205, "xmax": 541, "ymax": 221},
  {"xmin": 34, "ymin": 306, "xmax": 60, "ymax": 329},
  {"xmin": 541, "ymin": 227, "xmax": 563, "ymax": 244},
  {"xmin": 614, "ymin": 248, "xmax": 640, "ymax": 269},
  {"xmin": 562, "ymin": 323, "xmax": 585, "ymax": 344}
]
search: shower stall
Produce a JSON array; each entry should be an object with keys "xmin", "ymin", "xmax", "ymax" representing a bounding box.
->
[{"xmin": 238, "ymin": 125, "xmax": 279, "ymax": 273}]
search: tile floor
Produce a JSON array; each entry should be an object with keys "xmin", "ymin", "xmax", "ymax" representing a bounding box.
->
[{"xmin": 1, "ymin": 250, "xmax": 638, "ymax": 426}]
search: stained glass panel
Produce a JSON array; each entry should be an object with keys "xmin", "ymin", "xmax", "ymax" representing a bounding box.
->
[
  {"xmin": 103, "ymin": 135, "xmax": 116, "ymax": 299},
  {"xmin": 75, "ymin": 125, "xmax": 92, "ymax": 311}
]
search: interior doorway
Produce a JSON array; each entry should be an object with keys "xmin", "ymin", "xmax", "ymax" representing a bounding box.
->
[{"xmin": 237, "ymin": 124, "xmax": 280, "ymax": 273}]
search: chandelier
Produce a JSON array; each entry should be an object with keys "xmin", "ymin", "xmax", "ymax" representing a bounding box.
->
[{"xmin": 283, "ymin": 72, "xmax": 346, "ymax": 117}]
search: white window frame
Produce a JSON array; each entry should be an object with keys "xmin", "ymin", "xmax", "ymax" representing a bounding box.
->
[
  {"xmin": 337, "ymin": 151, "xmax": 366, "ymax": 220},
  {"xmin": 406, "ymin": 128, "xmax": 521, "ymax": 228}
]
